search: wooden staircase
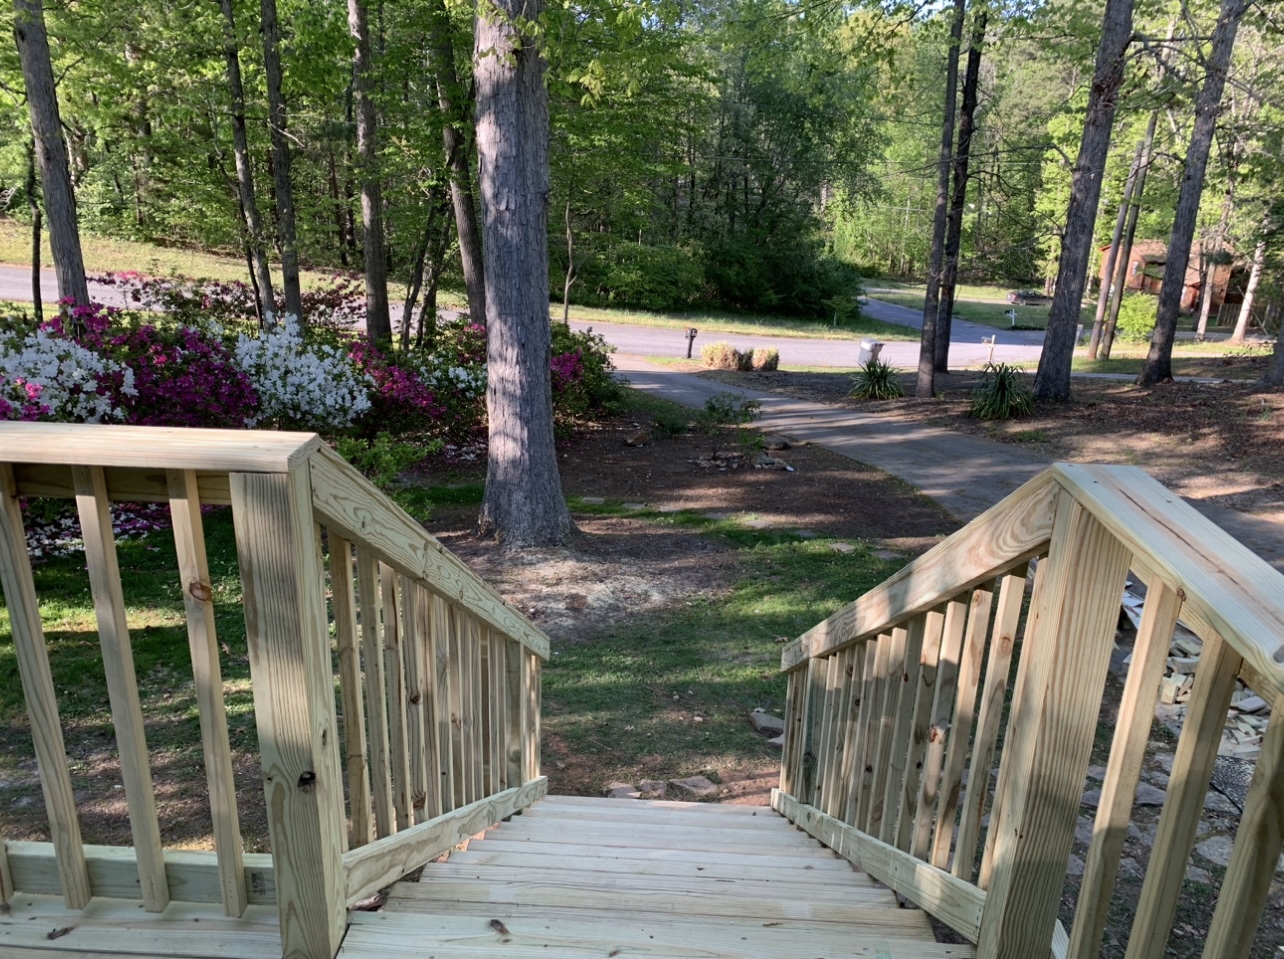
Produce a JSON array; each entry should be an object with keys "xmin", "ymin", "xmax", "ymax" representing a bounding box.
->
[{"xmin": 339, "ymin": 795, "xmax": 972, "ymax": 959}]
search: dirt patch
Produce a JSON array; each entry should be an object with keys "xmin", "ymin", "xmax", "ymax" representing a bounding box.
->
[{"xmin": 700, "ymin": 368, "xmax": 1284, "ymax": 518}]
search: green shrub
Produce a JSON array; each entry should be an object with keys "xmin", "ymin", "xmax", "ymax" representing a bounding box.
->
[
  {"xmin": 565, "ymin": 241, "xmax": 707, "ymax": 312},
  {"xmin": 701, "ymin": 341, "xmax": 742, "ymax": 370},
  {"xmin": 698, "ymin": 392, "xmax": 762, "ymax": 454},
  {"xmin": 1115, "ymin": 293, "xmax": 1158, "ymax": 342},
  {"xmin": 751, "ymin": 348, "xmax": 779, "ymax": 371},
  {"xmin": 969, "ymin": 363, "xmax": 1035, "ymax": 420},
  {"xmin": 849, "ymin": 358, "xmax": 905, "ymax": 400}
]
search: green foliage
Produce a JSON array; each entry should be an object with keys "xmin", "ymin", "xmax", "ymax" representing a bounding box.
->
[
  {"xmin": 549, "ymin": 322, "xmax": 623, "ymax": 422},
  {"xmin": 1115, "ymin": 293, "xmax": 1158, "ymax": 343},
  {"xmin": 751, "ymin": 348, "xmax": 779, "ymax": 371},
  {"xmin": 849, "ymin": 358, "xmax": 905, "ymax": 400},
  {"xmin": 697, "ymin": 391, "xmax": 761, "ymax": 454},
  {"xmin": 334, "ymin": 432, "xmax": 434, "ymax": 491},
  {"xmin": 969, "ymin": 364, "xmax": 1035, "ymax": 420},
  {"xmin": 568, "ymin": 242, "xmax": 707, "ymax": 313}
]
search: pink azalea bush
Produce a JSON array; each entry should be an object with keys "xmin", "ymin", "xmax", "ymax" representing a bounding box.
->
[{"xmin": 348, "ymin": 339, "xmax": 445, "ymax": 435}]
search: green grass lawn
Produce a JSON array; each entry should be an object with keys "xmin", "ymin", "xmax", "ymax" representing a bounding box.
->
[
  {"xmin": 558, "ymin": 302, "xmax": 915, "ymax": 342},
  {"xmin": 871, "ymin": 289, "xmax": 1063, "ymax": 331}
]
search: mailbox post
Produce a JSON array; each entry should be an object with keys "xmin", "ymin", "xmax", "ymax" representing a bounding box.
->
[{"xmin": 685, "ymin": 328, "xmax": 698, "ymax": 358}]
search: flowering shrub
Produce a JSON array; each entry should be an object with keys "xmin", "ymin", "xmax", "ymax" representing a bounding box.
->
[
  {"xmin": 550, "ymin": 324, "xmax": 620, "ymax": 422},
  {"xmin": 0, "ymin": 314, "xmax": 136, "ymax": 422},
  {"xmin": 233, "ymin": 317, "xmax": 372, "ymax": 430},
  {"xmin": 348, "ymin": 340, "xmax": 445, "ymax": 435},
  {"xmin": 92, "ymin": 271, "xmax": 259, "ymax": 331}
]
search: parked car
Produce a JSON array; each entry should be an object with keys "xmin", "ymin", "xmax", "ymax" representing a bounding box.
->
[{"xmin": 1006, "ymin": 290, "xmax": 1050, "ymax": 305}]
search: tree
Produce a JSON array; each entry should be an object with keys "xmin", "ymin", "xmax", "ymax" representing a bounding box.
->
[
  {"xmin": 12, "ymin": 0, "xmax": 89, "ymax": 311},
  {"xmin": 474, "ymin": 0, "xmax": 575, "ymax": 546},
  {"xmin": 259, "ymin": 0, "xmax": 302, "ymax": 322},
  {"xmin": 1032, "ymin": 0, "xmax": 1134, "ymax": 402},
  {"xmin": 1099, "ymin": 112, "xmax": 1157, "ymax": 359},
  {"xmin": 916, "ymin": 0, "xmax": 966, "ymax": 399},
  {"xmin": 347, "ymin": 0, "xmax": 390, "ymax": 342},
  {"xmin": 1137, "ymin": 0, "xmax": 1252, "ymax": 385},
  {"xmin": 1229, "ymin": 237, "xmax": 1266, "ymax": 342}
]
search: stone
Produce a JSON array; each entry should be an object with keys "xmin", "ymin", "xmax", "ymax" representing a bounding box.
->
[
  {"xmin": 1066, "ymin": 854, "xmax": 1085, "ymax": 878},
  {"xmin": 1074, "ymin": 816, "xmax": 1095, "ymax": 846},
  {"xmin": 1119, "ymin": 857, "xmax": 1145, "ymax": 880},
  {"xmin": 1082, "ymin": 782, "xmax": 1164, "ymax": 808},
  {"xmin": 1235, "ymin": 695, "xmax": 1268, "ymax": 713},
  {"xmin": 1195, "ymin": 835, "xmax": 1235, "ymax": 868},
  {"xmin": 830, "ymin": 542, "xmax": 856, "ymax": 553},
  {"xmin": 767, "ymin": 734, "xmax": 785, "ymax": 749},
  {"xmin": 793, "ymin": 529, "xmax": 820, "ymax": 540},
  {"xmin": 872, "ymin": 549, "xmax": 903, "ymax": 561},
  {"xmin": 1086, "ymin": 765, "xmax": 1107, "ymax": 782},
  {"xmin": 580, "ymin": 496, "xmax": 606, "ymax": 505},
  {"xmin": 1203, "ymin": 790, "xmax": 1238, "ymax": 814},
  {"xmin": 638, "ymin": 780, "xmax": 667, "ymax": 798},
  {"xmin": 1185, "ymin": 865, "xmax": 1213, "ymax": 885},
  {"xmin": 625, "ymin": 429, "xmax": 651, "ymax": 447},
  {"xmin": 763, "ymin": 436, "xmax": 790, "ymax": 451},
  {"xmin": 670, "ymin": 775, "xmax": 719, "ymax": 799},
  {"xmin": 604, "ymin": 782, "xmax": 641, "ymax": 800},
  {"xmin": 1153, "ymin": 752, "xmax": 1175, "ymax": 775},
  {"xmin": 744, "ymin": 519, "xmax": 773, "ymax": 530},
  {"xmin": 748, "ymin": 709, "xmax": 786, "ymax": 735},
  {"xmin": 623, "ymin": 502, "xmax": 646, "ymax": 511},
  {"xmin": 703, "ymin": 511, "xmax": 730, "ymax": 521}
]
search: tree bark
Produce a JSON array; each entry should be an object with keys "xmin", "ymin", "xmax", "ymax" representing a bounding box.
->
[
  {"xmin": 1194, "ymin": 181, "xmax": 1234, "ymax": 342},
  {"xmin": 427, "ymin": 0, "xmax": 486, "ymax": 323},
  {"xmin": 260, "ymin": 0, "xmax": 303, "ymax": 323},
  {"xmin": 474, "ymin": 0, "xmax": 575, "ymax": 547},
  {"xmin": 916, "ymin": 0, "xmax": 966, "ymax": 398},
  {"xmin": 219, "ymin": 0, "xmax": 276, "ymax": 325},
  {"xmin": 1260, "ymin": 292, "xmax": 1284, "ymax": 388},
  {"xmin": 400, "ymin": 189, "xmax": 450, "ymax": 348},
  {"xmin": 1100, "ymin": 111, "xmax": 1157, "ymax": 359},
  {"xmin": 1033, "ymin": 0, "xmax": 1134, "ymax": 401},
  {"xmin": 1087, "ymin": 137, "xmax": 1143, "ymax": 359},
  {"xmin": 1229, "ymin": 239, "xmax": 1266, "ymax": 343},
  {"xmin": 12, "ymin": 0, "xmax": 89, "ymax": 313},
  {"xmin": 24, "ymin": 138, "xmax": 43, "ymax": 324},
  {"xmin": 935, "ymin": 8, "xmax": 986, "ymax": 373},
  {"xmin": 348, "ymin": 0, "xmax": 391, "ymax": 342},
  {"xmin": 1137, "ymin": 0, "xmax": 1250, "ymax": 385}
]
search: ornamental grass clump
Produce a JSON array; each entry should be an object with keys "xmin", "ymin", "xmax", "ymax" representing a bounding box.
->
[
  {"xmin": 751, "ymin": 348, "xmax": 779, "ymax": 371},
  {"xmin": 969, "ymin": 363, "xmax": 1035, "ymax": 420},
  {"xmin": 700, "ymin": 340, "xmax": 741, "ymax": 370},
  {"xmin": 849, "ymin": 357, "xmax": 904, "ymax": 400}
]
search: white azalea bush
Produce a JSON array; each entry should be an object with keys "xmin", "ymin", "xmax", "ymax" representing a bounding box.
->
[
  {"xmin": 0, "ymin": 325, "xmax": 136, "ymax": 422},
  {"xmin": 233, "ymin": 317, "xmax": 373, "ymax": 430}
]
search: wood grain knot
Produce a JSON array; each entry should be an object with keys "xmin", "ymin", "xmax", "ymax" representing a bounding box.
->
[
  {"xmin": 297, "ymin": 770, "xmax": 317, "ymax": 789},
  {"xmin": 188, "ymin": 579, "xmax": 214, "ymax": 602}
]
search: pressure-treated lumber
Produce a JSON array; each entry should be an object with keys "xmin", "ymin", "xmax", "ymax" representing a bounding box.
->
[
  {"xmin": 342, "ymin": 776, "xmax": 547, "ymax": 905},
  {"xmin": 0, "ymin": 464, "xmax": 90, "ymax": 909},
  {"xmin": 308, "ymin": 445, "xmax": 549, "ymax": 658},
  {"xmin": 168, "ymin": 468, "xmax": 247, "ymax": 916},
  {"xmin": 13, "ymin": 463, "xmax": 232, "ymax": 505},
  {"xmin": 331, "ymin": 534, "xmax": 374, "ymax": 849},
  {"xmin": 911, "ymin": 598, "xmax": 967, "ymax": 859},
  {"xmin": 416, "ymin": 585, "xmax": 444, "ymax": 818},
  {"xmin": 356, "ymin": 547, "xmax": 394, "ymax": 839},
  {"xmin": 977, "ymin": 497, "xmax": 1133, "ymax": 959},
  {"xmin": 380, "ymin": 564, "xmax": 413, "ymax": 830},
  {"xmin": 782, "ymin": 471, "xmax": 1056, "ymax": 671},
  {"xmin": 881, "ymin": 617, "xmax": 927, "ymax": 845},
  {"xmin": 896, "ymin": 608, "xmax": 947, "ymax": 851},
  {"xmin": 849, "ymin": 632, "xmax": 891, "ymax": 828},
  {"xmin": 432, "ymin": 596, "xmax": 457, "ymax": 812},
  {"xmin": 230, "ymin": 468, "xmax": 346, "ymax": 959},
  {"xmin": 774, "ymin": 789, "xmax": 985, "ymax": 941},
  {"xmin": 1066, "ymin": 579, "xmax": 1179, "ymax": 959},
  {"xmin": 866, "ymin": 627, "xmax": 909, "ymax": 837},
  {"xmin": 73, "ymin": 464, "xmax": 169, "ymax": 914}
]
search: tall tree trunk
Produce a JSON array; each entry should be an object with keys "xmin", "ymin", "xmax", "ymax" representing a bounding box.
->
[
  {"xmin": 25, "ymin": 138, "xmax": 43, "ymax": 324},
  {"xmin": 1087, "ymin": 137, "xmax": 1144, "ymax": 359},
  {"xmin": 1260, "ymin": 293, "xmax": 1284, "ymax": 388},
  {"xmin": 348, "ymin": 0, "xmax": 391, "ymax": 342},
  {"xmin": 935, "ymin": 8, "xmax": 986, "ymax": 373},
  {"xmin": 427, "ymin": 0, "xmax": 486, "ymax": 323},
  {"xmin": 1100, "ymin": 111, "xmax": 1157, "ymax": 359},
  {"xmin": 1138, "ymin": 0, "xmax": 1250, "ymax": 385},
  {"xmin": 12, "ymin": 0, "xmax": 89, "ymax": 314},
  {"xmin": 218, "ymin": 0, "xmax": 276, "ymax": 324},
  {"xmin": 1229, "ymin": 239, "xmax": 1266, "ymax": 343},
  {"xmin": 400, "ymin": 189, "xmax": 449, "ymax": 348},
  {"xmin": 1032, "ymin": 0, "xmax": 1134, "ymax": 401},
  {"xmin": 916, "ymin": 0, "xmax": 966, "ymax": 398},
  {"xmin": 260, "ymin": 0, "xmax": 303, "ymax": 323},
  {"xmin": 327, "ymin": 152, "xmax": 349, "ymax": 267},
  {"xmin": 474, "ymin": 0, "xmax": 575, "ymax": 547},
  {"xmin": 415, "ymin": 204, "xmax": 453, "ymax": 350},
  {"xmin": 562, "ymin": 196, "xmax": 575, "ymax": 326},
  {"xmin": 1195, "ymin": 182, "xmax": 1234, "ymax": 341}
]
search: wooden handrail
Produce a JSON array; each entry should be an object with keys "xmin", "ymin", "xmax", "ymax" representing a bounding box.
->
[
  {"xmin": 776, "ymin": 464, "xmax": 1284, "ymax": 959},
  {"xmin": 0, "ymin": 424, "xmax": 549, "ymax": 959}
]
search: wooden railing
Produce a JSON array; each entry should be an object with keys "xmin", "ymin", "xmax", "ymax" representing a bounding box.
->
[
  {"xmin": 0, "ymin": 423, "xmax": 548, "ymax": 959},
  {"xmin": 775, "ymin": 464, "xmax": 1284, "ymax": 959}
]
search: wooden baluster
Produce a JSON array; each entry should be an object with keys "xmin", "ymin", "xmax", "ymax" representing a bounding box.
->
[
  {"xmin": 432, "ymin": 596, "xmax": 456, "ymax": 811},
  {"xmin": 469, "ymin": 617, "xmax": 486, "ymax": 800},
  {"xmin": 879, "ymin": 621, "xmax": 923, "ymax": 844},
  {"xmin": 527, "ymin": 652, "xmax": 542, "ymax": 780},
  {"xmin": 931, "ymin": 583, "xmax": 995, "ymax": 870},
  {"xmin": 448, "ymin": 607, "xmax": 468, "ymax": 807},
  {"xmin": 329, "ymin": 533, "xmax": 373, "ymax": 850},
  {"xmin": 865, "ymin": 626, "xmax": 908, "ymax": 837},
  {"xmin": 486, "ymin": 629, "xmax": 507, "ymax": 793},
  {"xmin": 505, "ymin": 638, "xmax": 524, "ymax": 789},
  {"xmin": 814, "ymin": 653, "xmax": 843, "ymax": 810},
  {"xmin": 73, "ymin": 465, "xmax": 169, "ymax": 913},
  {"xmin": 849, "ymin": 633, "xmax": 891, "ymax": 828},
  {"xmin": 954, "ymin": 569, "xmax": 1027, "ymax": 882},
  {"xmin": 780, "ymin": 668, "xmax": 805, "ymax": 796},
  {"xmin": 801, "ymin": 656, "xmax": 826, "ymax": 803},
  {"xmin": 975, "ymin": 497, "xmax": 1132, "ymax": 959},
  {"xmin": 895, "ymin": 607, "xmax": 947, "ymax": 851},
  {"xmin": 1200, "ymin": 693, "xmax": 1284, "ymax": 957},
  {"xmin": 168, "ymin": 468, "xmax": 248, "ymax": 915},
  {"xmin": 400, "ymin": 576, "xmax": 430, "ymax": 824},
  {"xmin": 230, "ymin": 469, "xmax": 346, "ymax": 959},
  {"xmin": 0, "ymin": 832, "xmax": 11, "ymax": 905},
  {"xmin": 828, "ymin": 645, "xmax": 861, "ymax": 819},
  {"xmin": 380, "ymin": 564, "xmax": 412, "ymax": 830},
  {"xmin": 0, "ymin": 464, "xmax": 90, "ymax": 909},
  {"xmin": 355, "ymin": 548, "xmax": 394, "ymax": 838},
  {"xmin": 417, "ymin": 586, "xmax": 442, "ymax": 819},
  {"xmin": 908, "ymin": 600, "xmax": 966, "ymax": 858},
  {"xmin": 1067, "ymin": 580, "xmax": 1180, "ymax": 959},
  {"xmin": 1121, "ymin": 632, "xmax": 1243, "ymax": 959}
]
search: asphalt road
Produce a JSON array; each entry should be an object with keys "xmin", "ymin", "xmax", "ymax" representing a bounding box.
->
[{"xmin": 0, "ymin": 262, "xmax": 1043, "ymax": 367}]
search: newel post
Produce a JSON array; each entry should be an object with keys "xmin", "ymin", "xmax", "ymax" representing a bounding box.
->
[
  {"xmin": 975, "ymin": 490, "xmax": 1132, "ymax": 959},
  {"xmin": 231, "ymin": 468, "xmax": 347, "ymax": 959}
]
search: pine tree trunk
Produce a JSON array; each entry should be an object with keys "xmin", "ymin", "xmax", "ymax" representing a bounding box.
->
[
  {"xmin": 1260, "ymin": 299, "xmax": 1284, "ymax": 388},
  {"xmin": 219, "ymin": 0, "xmax": 276, "ymax": 324},
  {"xmin": 916, "ymin": 0, "xmax": 966, "ymax": 398},
  {"xmin": 1100, "ymin": 112, "xmax": 1157, "ymax": 359},
  {"xmin": 260, "ymin": 0, "xmax": 303, "ymax": 323},
  {"xmin": 935, "ymin": 9, "xmax": 986, "ymax": 373},
  {"xmin": 348, "ymin": 0, "xmax": 391, "ymax": 342},
  {"xmin": 1137, "ymin": 0, "xmax": 1250, "ymax": 385},
  {"xmin": 1194, "ymin": 182, "xmax": 1233, "ymax": 342},
  {"xmin": 1087, "ymin": 138, "xmax": 1143, "ymax": 359},
  {"xmin": 1032, "ymin": 0, "xmax": 1134, "ymax": 401},
  {"xmin": 13, "ymin": 0, "xmax": 89, "ymax": 313},
  {"xmin": 474, "ymin": 0, "xmax": 575, "ymax": 547},
  {"xmin": 427, "ymin": 0, "xmax": 486, "ymax": 323},
  {"xmin": 1229, "ymin": 239, "xmax": 1266, "ymax": 343},
  {"xmin": 24, "ymin": 139, "xmax": 43, "ymax": 324}
]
